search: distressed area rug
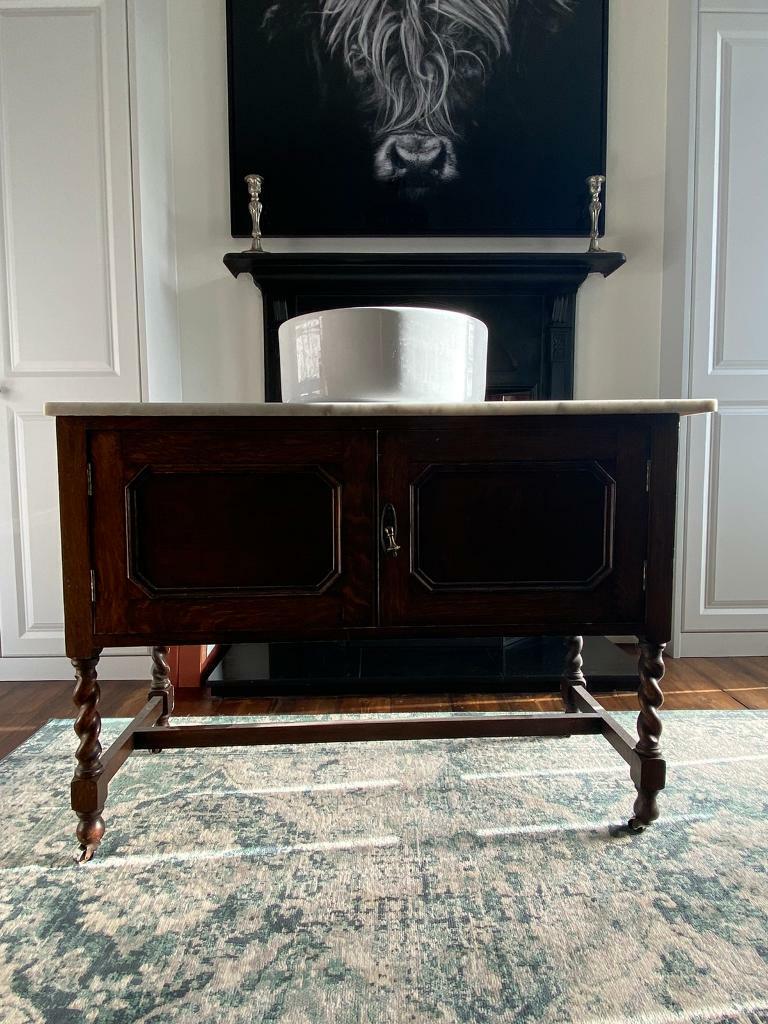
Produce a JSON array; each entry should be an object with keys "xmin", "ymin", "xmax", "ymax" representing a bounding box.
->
[{"xmin": 0, "ymin": 711, "xmax": 767, "ymax": 1024}]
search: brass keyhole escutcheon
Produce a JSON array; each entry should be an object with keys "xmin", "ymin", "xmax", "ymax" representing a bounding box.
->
[{"xmin": 380, "ymin": 504, "xmax": 401, "ymax": 557}]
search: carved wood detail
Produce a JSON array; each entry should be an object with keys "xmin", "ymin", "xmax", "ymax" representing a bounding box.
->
[
  {"xmin": 149, "ymin": 645, "xmax": 175, "ymax": 727},
  {"xmin": 630, "ymin": 639, "xmax": 667, "ymax": 829},
  {"xmin": 636, "ymin": 640, "xmax": 665, "ymax": 756},
  {"xmin": 71, "ymin": 654, "xmax": 105, "ymax": 862},
  {"xmin": 560, "ymin": 635, "xmax": 586, "ymax": 712}
]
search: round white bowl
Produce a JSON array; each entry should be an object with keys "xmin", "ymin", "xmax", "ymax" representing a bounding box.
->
[{"xmin": 278, "ymin": 306, "xmax": 488, "ymax": 404}]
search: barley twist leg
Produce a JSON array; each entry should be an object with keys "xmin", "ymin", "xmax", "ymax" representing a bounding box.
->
[
  {"xmin": 149, "ymin": 645, "xmax": 174, "ymax": 727},
  {"xmin": 71, "ymin": 654, "xmax": 105, "ymax": 862},
  {"xmin": 560, "ymin": 635, "xmax": 586, "ymax": 713},
  {"xmin": 146, "ymin": 645, "xmax": 174, "ymax": 753},
  {"xmin": 629, "ymin": 639, "xmax": 667, "ymax": 831}
]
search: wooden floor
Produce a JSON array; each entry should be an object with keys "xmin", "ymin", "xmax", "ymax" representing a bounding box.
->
[{"xmin": 1, "ymin": 651, "xmax": 766, "ymax": 761}]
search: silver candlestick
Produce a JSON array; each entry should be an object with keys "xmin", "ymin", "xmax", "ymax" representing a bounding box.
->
[
  {"xmin": 244, "ymin": 173, "xmax": 266, "ymax": 253},
  {"xmin": 586, "ymin": 174, "xmax": 606, "ymax": 252}
]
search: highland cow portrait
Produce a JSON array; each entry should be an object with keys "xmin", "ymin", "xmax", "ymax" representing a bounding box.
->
[{"xmin": 227, "ymin": 0, "xmax": 608, "ymax": 236}]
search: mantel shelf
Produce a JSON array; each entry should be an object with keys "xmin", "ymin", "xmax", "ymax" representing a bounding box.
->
[{"xmin": 223, "ymin": 250, "xmax": 626, "ymax": 284}]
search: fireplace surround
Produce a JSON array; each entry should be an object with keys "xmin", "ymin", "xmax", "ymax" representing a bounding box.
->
[
  {"xmin": 221, "ymin": 249, "xmax": 628, "ymax": 692},
  {"xmin": 223, "ymin": 251, "xmax": 625, "ymax": 402}
]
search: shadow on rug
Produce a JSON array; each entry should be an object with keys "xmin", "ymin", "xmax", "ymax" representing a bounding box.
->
[{"xmin": 0, "ymin": 710, "xmax": 767, "ymax": 1024}]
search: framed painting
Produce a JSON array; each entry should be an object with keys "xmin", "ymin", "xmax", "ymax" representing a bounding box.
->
[{"xmin": 227, "ymin": 0, "xmax": 608, "ymax": 237}]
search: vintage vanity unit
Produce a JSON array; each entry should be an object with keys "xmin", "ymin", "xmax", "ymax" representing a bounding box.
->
[{"xmin": 48, "ymin": 399, "xmax": 715, "ymax": 862}]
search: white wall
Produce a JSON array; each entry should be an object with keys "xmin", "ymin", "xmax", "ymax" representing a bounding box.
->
[
  {"xmin": 663, "ymin": 0, "xmax": 768, "ymax": 656},
  {"xmin": 167, "ymin": 0, "xmax": 669, "ymax": 403},
  {"xmin": 128, "ymin": 0, "xmax": 183, "ymax": 402},
  {"xmin": 167, "ymin": 0, "xmax": 263, "ymax": 403},
  {"xmin": 577, "ymin": 0, "xmax": 669, "ymax": 399}
]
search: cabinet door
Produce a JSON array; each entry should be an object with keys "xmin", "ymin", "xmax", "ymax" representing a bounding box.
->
[
  {"xmin": 378, "ymin": 420, "xmax": 650, "ymax": 632},
  {"xmin": 89, "ymin": 424, "xmax": 375, "ymax": 643}
]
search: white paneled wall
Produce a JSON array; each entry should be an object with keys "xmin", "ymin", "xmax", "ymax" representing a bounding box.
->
[
  {"xmin": 682, "ymin": 12, "xmax": 768, "ymax": 645},
  {"xmin": 0, "ymin": 0, "xmax": 149, "ymax": 678},
  {"xmin": 665, "ymin": 2, "xmax": 768, "ymax": 655}
]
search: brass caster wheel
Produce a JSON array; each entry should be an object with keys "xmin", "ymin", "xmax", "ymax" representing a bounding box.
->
[
  {"xmin": 608, "ymin": 819, "xmax": 647, "ymax": 837},
  {"xmin": 75, "ymin": 844, "xmax": 98, "ymax": 864}
]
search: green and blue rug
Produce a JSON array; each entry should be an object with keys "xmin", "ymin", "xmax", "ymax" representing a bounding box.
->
[{"xmin": 0, "ymin": 710, "xmax": 766, "ymax": 1023}]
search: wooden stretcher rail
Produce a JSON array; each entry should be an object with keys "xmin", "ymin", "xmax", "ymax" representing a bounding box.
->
[
  {"xmin": 571, "ymin": 684, "xmax": 639, "ymax": 764},
  {"xmin": 132, "ymin": 712, "xmax": 603, "ymax": 751},
  {"xmin": 71, "ymin": 697, "xmax": 165, "ymax": 810}
]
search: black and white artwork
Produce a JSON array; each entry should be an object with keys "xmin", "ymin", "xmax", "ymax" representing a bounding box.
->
[{"xmin": 227, "ymin": 0, "xmax": 608, "ymax": 236}]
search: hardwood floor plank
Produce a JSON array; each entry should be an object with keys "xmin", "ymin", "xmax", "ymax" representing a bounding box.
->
[
  {"xmin": 721, "ymin": 686, "xmax": 768, "ymax": 710},
  {"xmin": 597, "ymin": 689, "xmax": 745, "ymax": 711},
  {"xmin": 730, "ymin": 658, "xmax": 768, "ymax": 687},
  {"xmin": 661, "ymin": 657, "xmax": 768, "ymax": 710},
  {"xmin": 389, "ymin": 693, "xmax": 451, "ymax": 713},
  {"xmin": 1, "ymin": 652, "xmax": 765, "ymax": 762}
]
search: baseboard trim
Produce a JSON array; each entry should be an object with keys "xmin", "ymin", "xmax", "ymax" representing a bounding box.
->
[
  {"xmin": 0, "ymin": 654, "xmax": 152, "ymax": 681},
  {"xmin": 677, "ymin": 633, "xmax": 768, "ymax": 657}
]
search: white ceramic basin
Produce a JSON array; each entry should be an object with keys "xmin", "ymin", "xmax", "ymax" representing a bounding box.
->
[{"xmin": 278, "ymin": 306, "xmax": 488, "ymax": 403}]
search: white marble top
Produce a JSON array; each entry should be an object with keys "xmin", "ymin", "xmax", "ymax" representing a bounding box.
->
[{"xmin": 45, "ymin": 399, "xmax": 717, "ymax": 418}]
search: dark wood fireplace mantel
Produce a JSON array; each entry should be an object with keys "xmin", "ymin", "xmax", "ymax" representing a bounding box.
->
[
  {"xmin": 223, "ymin": 250, "xmax": 627, "ymax": 281},
  {"xmin": 221, "ymin": 248, "xmax": 630, "ymax": 692},
  {"xmin": 223, "ymin": 250, "xmax": 626, "ymax": 403}
]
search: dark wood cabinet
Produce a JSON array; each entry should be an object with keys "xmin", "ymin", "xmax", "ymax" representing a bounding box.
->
[
  {"xmin": 50, "ymin": 405, "xmax": 703, "ymax": 861},
  {"xmin": 68, "ymin": 414, "xmax": 662, "ymax": 648}
]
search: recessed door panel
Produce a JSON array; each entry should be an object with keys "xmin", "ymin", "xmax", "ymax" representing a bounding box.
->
[
  {"xmin": 413, "ymin": 462, "xmax": 614, "ymax": 591},
  {"xmin": 127, "ymin": 467, "xmax": 340, "ymax": 595},
  {"xmin": 90, "ymin": 424, "xmax": 375, "ymax": 641},
  {"xmin": 379, "ymin": 420, "xmax": 649, "ymax": 631}
]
